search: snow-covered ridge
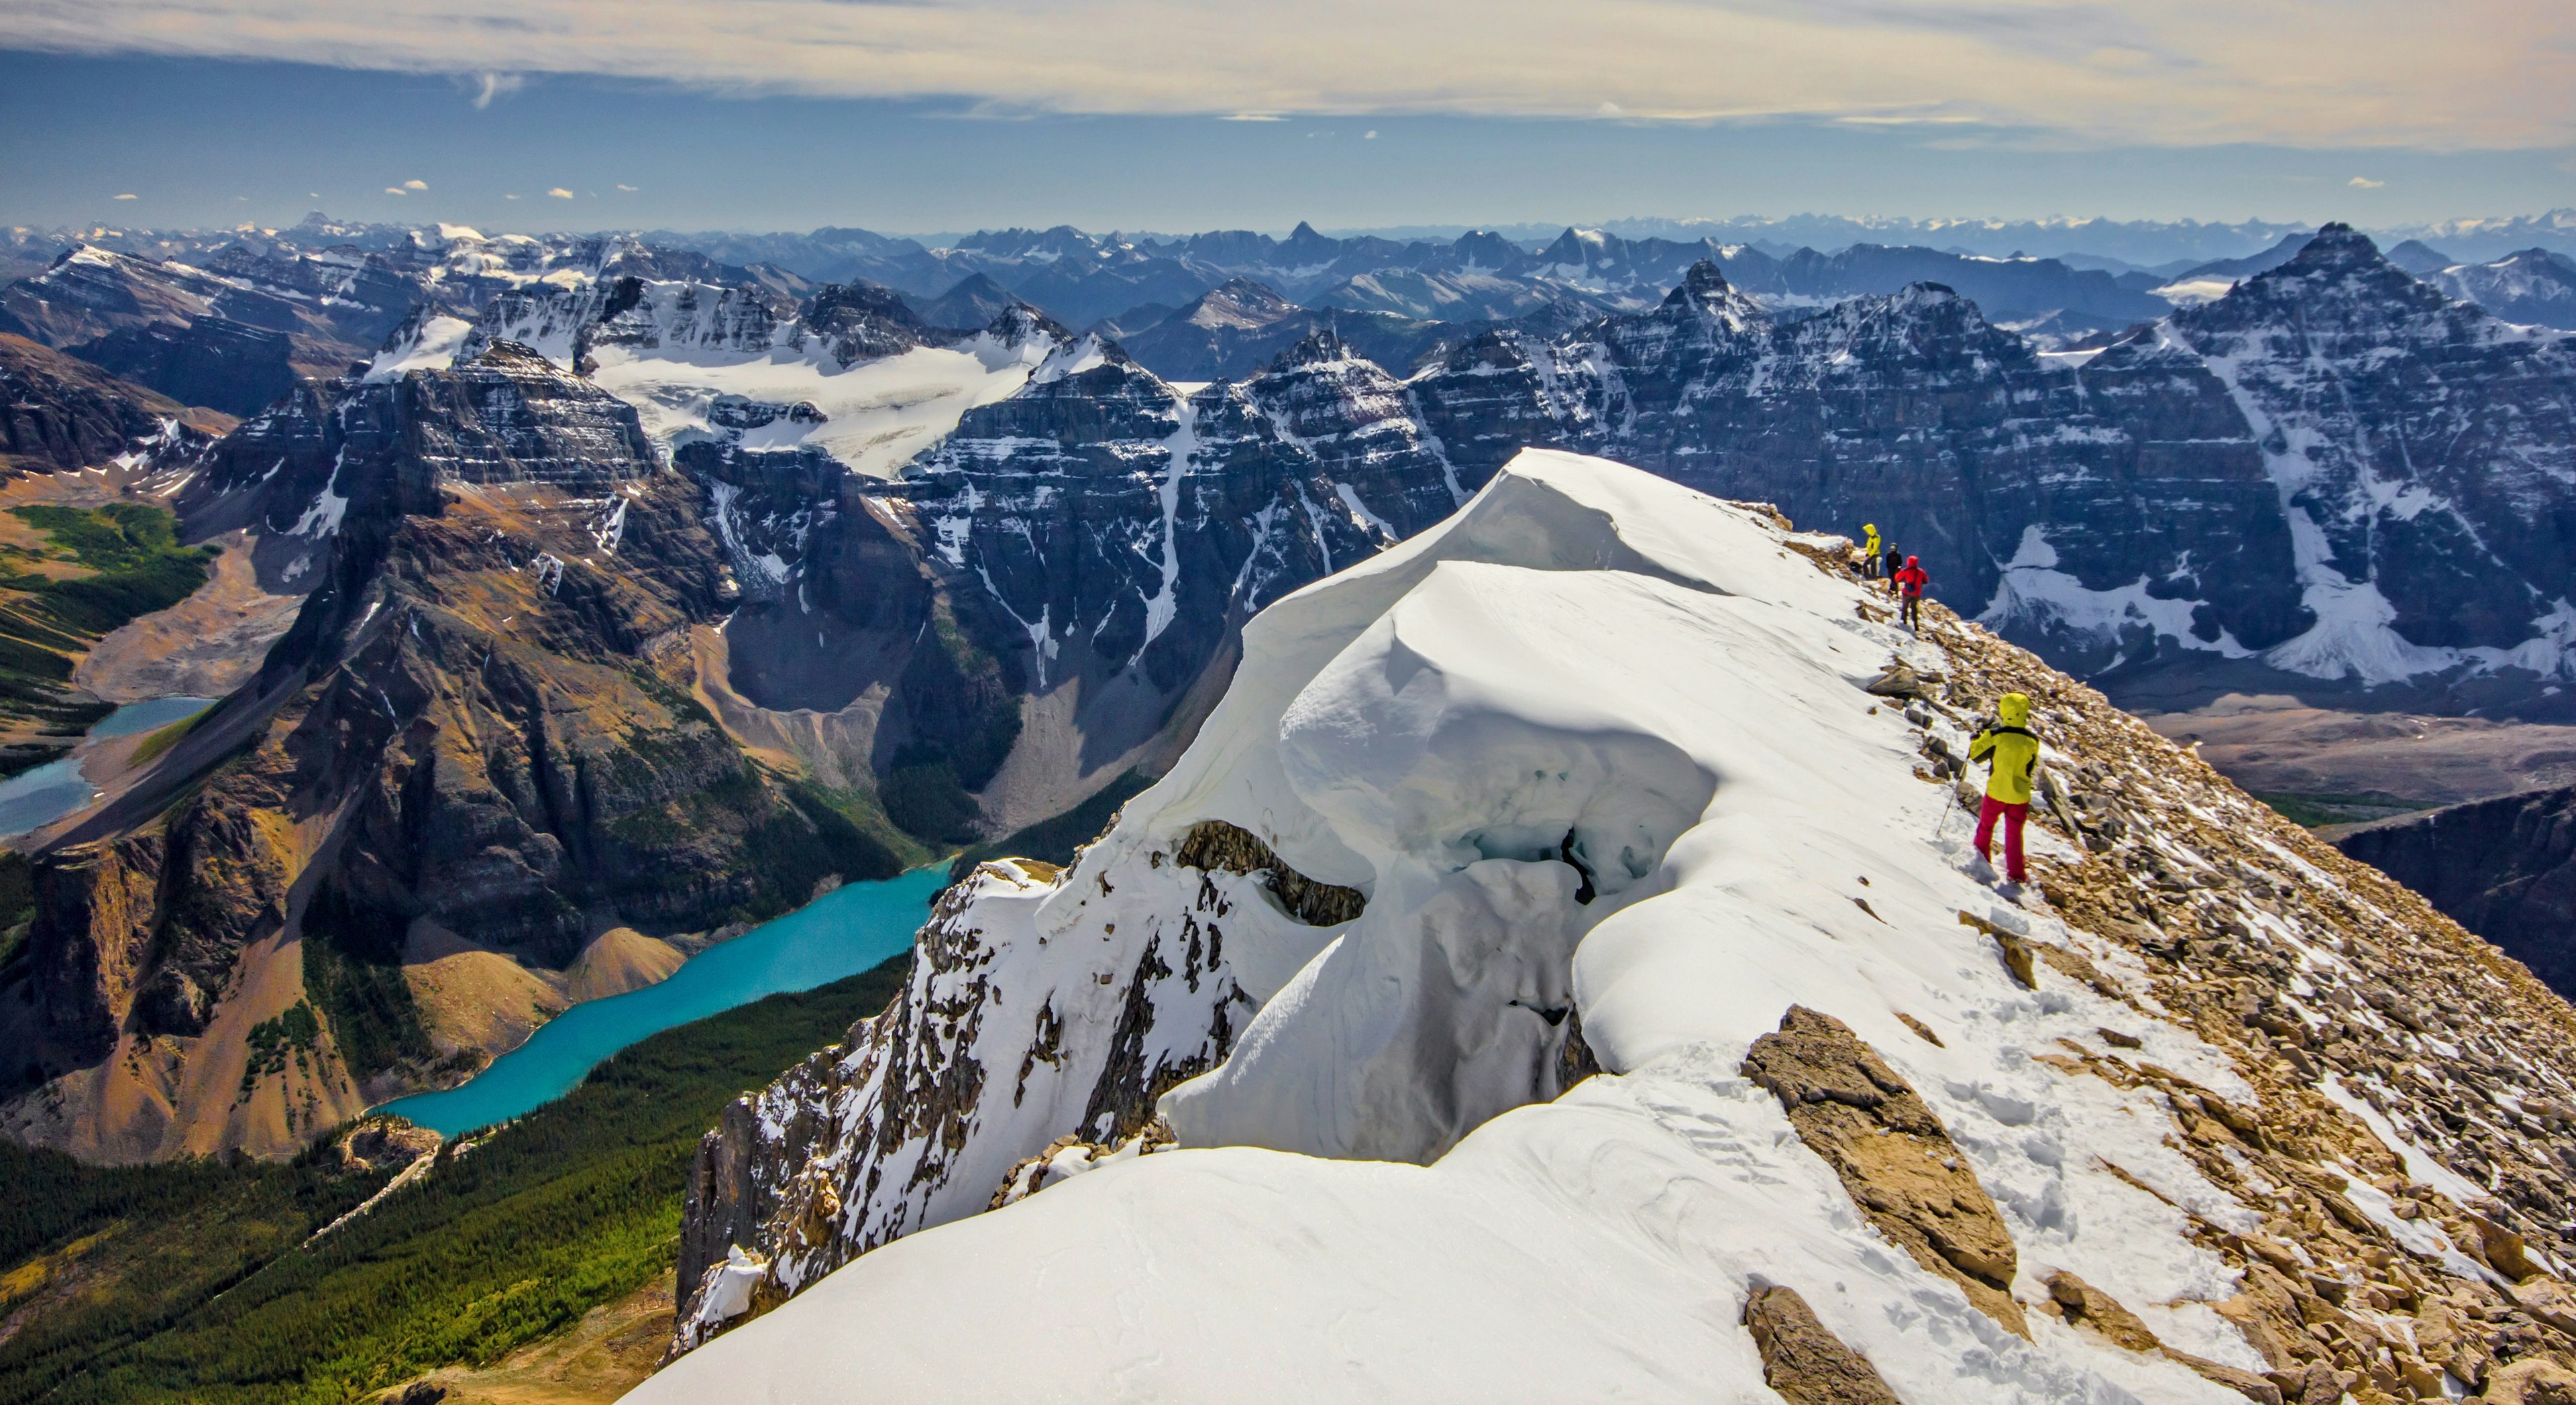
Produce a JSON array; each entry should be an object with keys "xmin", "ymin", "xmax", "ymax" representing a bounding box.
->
[{"xmin": 643, "ymin": 451, "xmax": 2576, "ymax": 1402}]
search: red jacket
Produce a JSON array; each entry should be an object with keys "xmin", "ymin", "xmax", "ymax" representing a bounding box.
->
[{"xmin": 1894, "ymin": 564, "xmax": 1928, "ymax": 598}]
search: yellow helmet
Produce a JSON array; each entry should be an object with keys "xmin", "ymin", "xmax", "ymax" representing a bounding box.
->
[{"xmin": 1997, "ymin": 692, "xmax": 2031, "ymax": 727}]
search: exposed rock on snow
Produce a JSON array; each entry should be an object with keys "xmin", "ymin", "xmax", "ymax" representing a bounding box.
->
[
  {"xmin": 1171, "ymin": 819, "xmax": 1365, "ymax": 925},
  {"xmin": 1743, "ymin": 1005, "xmax": 2031, "ymax": 1337},
  {"xmin": 1742, "ymin": 1283, "xmax": 1906, "ymax": 1405}
]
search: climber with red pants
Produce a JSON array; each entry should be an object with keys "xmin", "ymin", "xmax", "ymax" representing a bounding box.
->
[
  {"xmin": 1970, "ymin": 691, "xmax": 2041, "ymax": 889},
  {"xmin": 1892, "ymin": 554, "xmax": 1929, "ymax": 630}
]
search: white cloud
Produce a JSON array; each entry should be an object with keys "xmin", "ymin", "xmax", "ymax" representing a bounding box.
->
[
  {"xmin": 1220, "ymin": 113, "xmax": 1282, "ymax": 122},
  {"xmin": 113, "ymin": 192, "xmax": 136, "ymax": 200},
  {"xmin": 546, "ymin": 187, "xmax": 574, "ymax": 198},
  {"xmin": 384, "ymin": 186, "xmax": 407, "ymax": 194},
  {"xmin": 402, "ymin": 178, "xmax": 427, "ymax": 190},
  {"xmin": 616, "ymin": 182, "xmax": 637, "ymax": 190},
  {"xmin": 504, "ymin": 192, "xmax": 519, "ymax": 199},
  {"xmin": 1364, "ymin": 129, "xmax": 1377, "ymax": 139},
  {"xmin": 2, "ymin": 0, "xmax": 2568, "ymax": 150},
  {"xmin": 470, "ymin": 70, "xmax": 521, "ymax": 107},
  {"xmin": 2349, "ymin": 175, "xmax": 2386, "ymax": 187}
]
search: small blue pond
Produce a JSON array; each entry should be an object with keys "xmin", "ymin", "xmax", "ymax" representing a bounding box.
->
[
  {"xmin": 376, "ymin": 866, "xmax": 949, "ymax": 1136},
  {"xmin": 89, "ymin": 695, "xmax": 219, "ymax": 737},
  {"xmin": 0, "ymin": 696, "xmax": 216, "ymax": 839}
]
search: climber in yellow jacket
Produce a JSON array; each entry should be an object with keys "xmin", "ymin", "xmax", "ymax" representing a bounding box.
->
[
  {"xmin": 1858, "ymin": 523, "xmax": 1882, "ymax": 578},
  {"xmin": 1969, "ymin": 692, "xmax": 2041, "ymax": 887}
]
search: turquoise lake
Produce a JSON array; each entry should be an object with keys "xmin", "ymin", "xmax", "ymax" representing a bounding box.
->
[
  {"xmin": 0, "ymin": 696, "xmax": 216, "ymax": 839},
  {"xmin": 377, "ymin": 866, "xmax": 949, "ymax": 1136}
]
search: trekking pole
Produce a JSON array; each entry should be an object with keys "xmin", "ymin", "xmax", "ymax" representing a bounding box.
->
[{"xmin": 1931, "ymin": 781, "xmax": 1958, "ymax": 840}]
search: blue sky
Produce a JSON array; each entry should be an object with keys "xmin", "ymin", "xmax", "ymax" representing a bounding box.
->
[{"xmin": 3, "ymin": 0, "xmax": 2569, "ymax": 236}]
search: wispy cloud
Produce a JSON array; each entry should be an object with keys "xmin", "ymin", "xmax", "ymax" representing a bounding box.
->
[
  {"xmin": 616, "ymin": 182, "xmax": 637, "ymax": 190},
  {"xmin": 402, "ymin": 178, "xmax": 427, "ymax": 189},
  {"xmin": 2349, "ymin": 175, "xmax": 2386, "ymax": 187},
  {"xmin": 112, "ymin": 192, "xmax": 136, "ymax": 199},
  {"xmin": 470, "ymin": 70, "xmax": 521, "ymax": 107},
  {"xmin": 546, "ymin": 186, "xmax": 574, "ymax": 198},
  {"xmin": 1, "ymin": 0, "xmax": 2566, "ymax": 149}
]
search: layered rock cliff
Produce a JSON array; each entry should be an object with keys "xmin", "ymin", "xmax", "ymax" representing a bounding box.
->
[{"xmin": 2336, "ymin": 787, "xmax": 2576, "ymax": 1004}]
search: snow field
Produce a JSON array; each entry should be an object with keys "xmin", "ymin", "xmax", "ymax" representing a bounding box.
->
[
  {"xmin": 586, "ymin": 331, "xmax": 1053, "ymax": 480},
  {"xmin": 639, "ymin": 451, "xmax": 2294, "ymax": 1401}
]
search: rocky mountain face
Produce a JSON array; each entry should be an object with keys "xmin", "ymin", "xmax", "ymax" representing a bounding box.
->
[
  {"xmin": 0, "ymin": 225, "xmax": 771, "ymax": 423},
  {"xmin": 1379, "ymin": 230, "xmax": 2576, "ymax": 715},
  {"xmin": 655, "ymin": 453, "xmax": 2576, "ymax": 1404},
  {"xmin": 0, "ymin": 339, "xmax": 909, "ymax": 1161},
  {"xmin": 477, "ymin": 224, "xmax": 2576, "ymax": 762},
  {"xmin": 703, "ymin": 322, "xmax": 1468, "ymax": 830},
  {"xmin": 2147, "ymin": 228, "xmax": 2576, "ymax": 693},
  {"xmin": 0, "ymin": 333, "xmax": 227, "ymax": 476},
  {"xmin": 2335, "ymin": 787, "xmax": 2576, "ymax": 1003},
  {"xmin": 2425, "ymin": 250, "xmax": 2576, "ymax": 332},
  {"xmin": 66, "ymin": 316, "xmax": 300, "ymax": 417},
  {"xmin": 1111, "ymin": 277, "xmax": 1452, "ymax": 382}
]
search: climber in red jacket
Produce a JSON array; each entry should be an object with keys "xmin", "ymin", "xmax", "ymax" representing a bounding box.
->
[{"xmin": 1893, "ymin": 555, "xmax": 1928, "ymax": 630}]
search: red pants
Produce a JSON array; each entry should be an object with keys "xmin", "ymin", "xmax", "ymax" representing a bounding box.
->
[{"xmin": 1974, "ymin": 797, "xmax": 2028, "ymax": 883}]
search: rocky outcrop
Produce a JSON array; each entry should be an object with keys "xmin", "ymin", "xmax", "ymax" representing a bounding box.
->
[
  {"xmin": 1741, "ymin": 1005, "xmax": 2029, "ymax": 1337},
  {"xmin": 2333, "ymin": 785, "xmax": 2576, "ymax": 1001},
  {"xmin": 23, "ymin": 833, "xmax": 168, "ymax": 1064},
  {"xmin": 1170, "ymin": 820, "xmax": 1364, "ymax": 927},
  {"xmin": 1739, "ymin": 1284, "xmax": 1904, "ymax": 1405}
]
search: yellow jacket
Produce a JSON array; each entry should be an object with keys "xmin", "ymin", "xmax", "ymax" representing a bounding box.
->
[
  {"xmin": 1861, "ymin": 524, "xmax": 1882, "ymax": 557},
  {"xmin": 1969, "ymin": 693, "xmax": 2041, "ymax": 804}
]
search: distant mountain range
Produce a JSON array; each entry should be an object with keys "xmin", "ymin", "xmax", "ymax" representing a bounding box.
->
[{"xmin": 7, "ymin": 213, "xmax": 2576, "ymax": 1162}]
